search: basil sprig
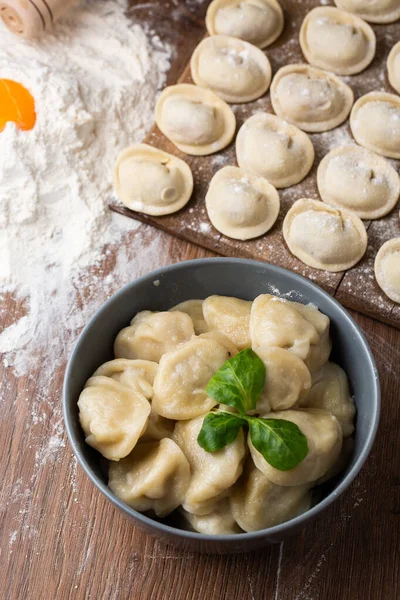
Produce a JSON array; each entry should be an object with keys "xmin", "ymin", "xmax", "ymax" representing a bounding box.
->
[{"xmin": 197, "ymin": 349, "xmax": 309, "ymax": 471}]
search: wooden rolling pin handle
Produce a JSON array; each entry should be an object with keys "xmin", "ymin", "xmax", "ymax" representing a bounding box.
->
[{"xmin": 0, "ymin": 0, "xmax": 76, "ymax": 39}]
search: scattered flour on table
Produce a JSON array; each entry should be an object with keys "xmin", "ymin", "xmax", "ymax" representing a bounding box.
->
[{"xmin": 0, "ymin": 0, "xmax": 171, "ymax": 375}]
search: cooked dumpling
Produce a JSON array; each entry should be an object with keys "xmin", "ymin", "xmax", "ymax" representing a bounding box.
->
[
  {"xmin": 299, "ymin": 7, "xmax": 376, "ymax": 76},
  {"xmin": 283, "ymin": 198, "xmax": 368, "ymax": 272},
  {"xmin": 317, "ymin": 146, "xmax": 400, "ymax": 220},
  {"xmin": 78, "ymin": 376, "xmax": 151, "ymax": 461},
  {"xmin": 236, "ymin": 113, "xmax": 314, "ymax": 188},
  {"xmin": 299, "ymin": 362, "xmax": 356, "ymax": 437},
  {"xmin": 270, "ymin": 64, "xmax": 354, "ymax": 132},
  {"xmin": 374, "ymin": 238, "xmax": 400, "ymax": 303},
  {"xmin": 250, "ymin": 294, "xmax": 331, "ymax": 373},
  {"xmin": 334, "ymin": 0, "xmax": 400, "ymax": 24},
  {"xmin": 350, "ymin": 92, "xmax": 400, "ymax": 159},
  {"xmin": 94, "ymin": 358, "xmax": 158, "ymax": 398},
  {"xmin": 108, "ymin": 438, "xmax": 190, "ymax": 517},
  {"xmin": 255, "ymin": 346, "xmax": 312, "ymax": 412},
  {"xmin": 114, "ymin": 310, "xmax": 195, "ymax": 363},
  {"xmin": 230, "ymin": 461, "xmax": 312, "ymax": 531},
  {"xmin": 155, "ymin": 84, "xmax": 236, "ymax": 156},
  {"xmin": 388, "ymin": 42, "xmax": 400, "ymax": 95},
  {"xmin": 181, "ymin": 499, "xmax": 242, "ymax": 534},
  {"xmin": 206, "ymin": 0, "xmax": 284, "ymax": 49},
  {"xmin": 190, "ymin": 35, "xmax": 272, "ymax": 104},
  {"xmin": 202, "ymin": 294, "xmax": 252, "ymax": 349},
  {"xmin": 152, "ymin": 332, "xmax": 238, "ymax": 420},
  {"xmin": 113, "ymin": 144, "xmax": 193, "ymax": 216},
  {"xmin": 169, "ymin": 299, "xmax": 209, "ymax": 335},
  {"xmin": 205, "ymin": 166, "xmax": 280, "ymax": 240},
  {"xmin": 248, "ymin": 409, "xmax": 343, "ymax": 486},
  {"xmin": 173, "ymin": 415, "xmax": 246, "ymax": 514}
]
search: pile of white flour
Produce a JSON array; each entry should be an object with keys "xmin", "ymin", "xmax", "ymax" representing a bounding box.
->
[{"xmin": 0, "ymin": 0, "xmax": 171, "ymax": 374}]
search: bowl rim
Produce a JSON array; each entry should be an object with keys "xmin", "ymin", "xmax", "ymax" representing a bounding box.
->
[{"xmin": 63, "ymin": 257, "xmax": 380, "ymax": 542}]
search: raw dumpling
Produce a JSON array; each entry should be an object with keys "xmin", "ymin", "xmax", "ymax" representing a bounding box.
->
[
  {"xmin": 317, "ymin": 146, "xmax": 400, "ymax": 220},
  {"xmin": 236, "ymin": 113, "xmax": 314, "ymax": 188},
  {"xmin": 205, "ymin": 166, "xmax": 280, "ymax": 240},
  {"xmin": 173, "ymin": 414, "xmax": 246, "ymax": 514},
  {"xmin": 206, "ymin": 0, "xmax": 284, "ymax": 49},
  {"xmin": 152, "ymin": 332, "xmax": 238, "ymax": 420},
  {"xmin": 350, "ymin": 92, "xmax": 400, "ymax": 159},
  {"xmin": 190, "ymin": 35, "xmax": 272, "ymax": 104},
  {"xmin": 155, "ymin": 83, "xmax": 236, "ymax": 156},
  {"xmin": 374, "ymin": 238, "xmax": 400, "ymax": 303},
  {"xmin": 113, "ymin": 144, "xmax": 193, "ymax": 216},
  {"xmin": 169, "ymin": 299, "xmax": 209, "ymax": 335},
  {"xmin": 299, "ymin": 7, "xmax": 376, "ymax": 76},
  {"xmin": 181, "ymin": 499, "xmax": 242, "ymax": 534},
  {"xmin": 255, "ymin": 346, "xmax": 312, "ymax": 412},
  {"xmin": 283, "ymin": 198, "xmax": 368, "ymax": 272},
  {"xmin": 388, "ymin": 41, "xmax": 400, "ymax": 95},
  {"xmin": 299, "ymin": 362, "xmax": 356, "ymax": 437},
  {"xmin": 248, "ymin": 409, "xmax": 343, "ymax": 486},
  {"xmin": 250, "ymin": 294, "xmax": 331, "ymax": 373},
  {"xmin": 114, "ymin": 310, "xmax": 195, "ymax": 363},
  {"xmin": 78, "ymin": 376, "xmax": 151, "ymax": 461},
  {"xmin": 270, "ymin": 64, "xmax": 354, "ymax": 132},
  {"xmin": 202, "ymin": 294, "xmax": 252, "ymax": 349},
  {"xmin": 230, "ymin": 461, "xmax": 312, "ymax": 531},
  {"xmin": 334, "ymin": 0, "xmax": 400, "ymax": 24},
  {"xmin": 108, "ymin": 438, "xmax": 190, "ymax": 517}
]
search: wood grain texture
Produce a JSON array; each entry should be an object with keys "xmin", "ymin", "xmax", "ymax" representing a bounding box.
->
[
  {"xmin": 1, "ymin": 1, "xmax": 400, "ymax": 599},
  {"xmin": 111, "ymin": 0, "xmax": 400, "ymax": 328}
]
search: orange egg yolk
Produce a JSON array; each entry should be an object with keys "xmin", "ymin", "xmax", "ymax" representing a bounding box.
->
[{"xmin": 0, "ymin": 79, "xmax": 36, "ymax": 132}]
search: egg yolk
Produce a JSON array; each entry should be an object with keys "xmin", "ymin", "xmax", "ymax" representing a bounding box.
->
[{"xmin": 0, "ymin": 79, "xmax": 36, "ymax": 132}]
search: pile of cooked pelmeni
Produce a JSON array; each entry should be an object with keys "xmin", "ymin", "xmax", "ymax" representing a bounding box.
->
[
  {"xmin": 78, "ymin": 294, "xmax": 356, "ymax": 534},
  {"xmin": 113, "ymin": 0, "xmax": 400, "ymax": 304}
]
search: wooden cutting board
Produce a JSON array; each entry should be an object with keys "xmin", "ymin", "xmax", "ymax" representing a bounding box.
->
[{"xmin": 112, "ymin": 0, "xmax": 400, "ymax": 329}]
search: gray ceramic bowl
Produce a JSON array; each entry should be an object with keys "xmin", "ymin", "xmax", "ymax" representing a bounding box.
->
[{"xmin": 63, "ymin": 258, "xmax": 380, "ymax": 553}]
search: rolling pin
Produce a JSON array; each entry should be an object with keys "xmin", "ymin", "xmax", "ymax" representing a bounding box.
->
[{"xmin": 0, "ymin": 0, "xmax": 76, "ymax": 39}]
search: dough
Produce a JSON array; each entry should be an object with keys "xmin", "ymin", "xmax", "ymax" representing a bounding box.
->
[
  {"xmin": 270, "ymin": 64, "xmax": 354, "ymax": 133},
  {"xmin": 169, "ymin": 299, "xmax": 209, "ymax": 335},
  {"xmin": 113, "ymin": 144, "xmax": 193, "ymax": 216},
  {"xmin": 374, "ymin": 238, "xmax": 400, "ymax": 303},
  {"xmin": 173, "ymin": 414, "xmax": 246, "ymax": 515},
  {"xmin": 230, "ymin": 461, "xmax": 312, "ymax": 531},
  {"xmin": 202, "ymin": 294, "xmax": 252, "ymax": 349},
  {"xmin": 205, "ymin": 166, "xmax": 280, "ymax": 240},
  {"xmin": 317, "ymin": 146, "xmax": 400, "ymax": 220},
  {"xmin": 108, "ymin": 438, "xmax": 190, "ymax": 517},
  {"xmin": 114, "ymin": 310, "xmax": 195, "ymax": 363},
  {"xmin": 190, "ymin": 35, "xmax": 272, "ymax": 103},
  {"xmin": 78, "ymin": 376, "xmax": 151, "ymax": 461},
  {"xmin": 250, "ymin": 294, "xmax": 331, "ymax": 373},
  {"xmin": 350, "ymin": 92, "xmax": 400, "ymax": 159},
  {"xmin": 181, "ymin": 499, "xmax": 242, "ymax": 534},
  {"xmin": 152, "ymin": 331, "xmax": 238, "ymax": 420},
  {"xmin": 155, "ymin": 83, "xmax": 236, "ymax": 156},
  {"xmin": 205, "ymin": 0, "xmax": 284, "ymax": 48},
  {"xmin": 388, "ymin": 41, "xmax": 400, "ymax": 95},
  {"xmin": 236, "ymin": 113, "xmax": 314, "ymax": 188},
  {"xmin": 255, "ymin": 346, "xmax": 312, "ymax": 412},
  {"xmin": 334, "ymin": 0, "xmax": 400, "ymax": 24},
  {"xmin": 248, "ymin": 409, "xmax": 343, "ymax": 486},
  {"xmin": 299, "ymin": 7, "xmax": 376, "ymax": 76},
  {"xmin": 299, "ymin": 362, "xmax": 356, "ymax": 437},
  {"xmin": 283, "ymin": 198, "xmax": 368, "ymax": 272}
]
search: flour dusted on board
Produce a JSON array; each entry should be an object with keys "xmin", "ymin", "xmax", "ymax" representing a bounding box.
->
[{"xmin": 0, "ymin": 0, "xmax": 171, "ymax": 373}]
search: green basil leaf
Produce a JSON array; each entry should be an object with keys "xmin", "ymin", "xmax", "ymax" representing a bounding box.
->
[
  {"xmin": 248, "ymin": 417, "xmax": 309, "ymax": 471},
  {"xmin": 197, "ymin": 412, "xmax": 246, "ymax": 452},
  {"xmin": 206, "ymin": 348, "xmax": 266, "ymax": 415}
]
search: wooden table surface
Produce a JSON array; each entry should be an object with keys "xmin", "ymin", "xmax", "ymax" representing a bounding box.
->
[{"xmin": 1, "ymin": 2, "xmax": 400, "ymax": 599}]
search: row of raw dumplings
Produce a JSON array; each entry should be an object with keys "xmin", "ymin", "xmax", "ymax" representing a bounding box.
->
[{"xmin": 78, "ymin": 294, "xmax": 356, "ymax": 534}]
